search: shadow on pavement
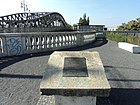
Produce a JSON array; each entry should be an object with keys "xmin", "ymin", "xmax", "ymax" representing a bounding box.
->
[
  {"xmin": 104, "ymin": 65, "xmax": 140, "ymax": 72},
  {"xmin": 0, "ymin": 73, "xmax": 43, "ymax": 79},
  {"xmin": 98, "ymin": 65, "xmax": 140, "ymax": 105},
  {"xmin": 62, "ymin": 39, "xmax": 108, "ymax": 51},
  {"xmin": 0, "ymin": 51, "xmax": 53, "ymax": 70},
  {"xmin": 0, "ymin": 39, "xmax": 108, "ymax": 70},
  {"xmin": 97, "ymin": 88, "xmax": 140, "ymax": 105},
  {"xmin": 109, "ymin": 88, "xmax": 140, "ymax": 105}
]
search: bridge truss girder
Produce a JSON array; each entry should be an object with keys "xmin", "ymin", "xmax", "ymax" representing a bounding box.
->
[{"xmin": 0, "ymin": 12, "xmax": 69, "ymax": 33}]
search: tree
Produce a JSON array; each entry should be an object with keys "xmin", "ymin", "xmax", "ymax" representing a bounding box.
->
[
  {"xmin": 117, "ymin": 17, "xmax": 140, "ymax": 31},
  {"xmin": 78, "ymin": 13, "xmax": 90, "ymax": 25},
  {"xmin": 83, "ymin": 13, "xmax": 87, "ymax": 25},
  {"xmin": 73, "ymin": 23, "xmax": 78, "ymax": 27},
  {"xmin": 136, "ymin": 18, "xmax": 140, "ymax": 29},
  {"xmin": 66, "ymin": 22, "xmax": 73, "ymax": 30},
  {"xmin": 87, "ymin": 16, "xmax": 90, "ymax": 25},
  {"xmin": 117, "ymin": 23, "xmax": 126, "ymax": 30},
  {"xmin": 136, "ymin": 18, "xmax": 140, "ymax": 22},
  {"xmin": 79, "ymin": 17, "xmax": 83, "ymax": 25}
]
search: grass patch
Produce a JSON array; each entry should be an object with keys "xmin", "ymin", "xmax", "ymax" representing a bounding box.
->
[{"xmin": 106, "ymin": 32, "xmax": 140, "ymax": 46}]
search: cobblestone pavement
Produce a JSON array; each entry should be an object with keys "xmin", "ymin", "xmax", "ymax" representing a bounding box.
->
[
  {"xmin": 0, "ymin": 40, "xmax": 140, "ymax": 105},
  {"xmin": 0, "ymin": 53, "xmax": 50, "ymax": 105},
  {"xmin": 36, "ymin": 95, "xmax": 55, "ymax": 105}
]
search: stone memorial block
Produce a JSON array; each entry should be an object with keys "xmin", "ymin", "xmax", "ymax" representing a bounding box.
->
[{"xmin": 40, "ymin": 51, "xmax": 111, "ymax": 105}]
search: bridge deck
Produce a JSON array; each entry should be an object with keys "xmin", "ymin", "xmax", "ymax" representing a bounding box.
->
[{"xmin": 0, "ymin": 40, "xmax": 140, "ymax": 105}]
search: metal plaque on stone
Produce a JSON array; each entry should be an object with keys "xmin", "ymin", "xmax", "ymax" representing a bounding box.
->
[{"xmin": 63, "ymin": 57, "xmax": 88, "ymax": 77}]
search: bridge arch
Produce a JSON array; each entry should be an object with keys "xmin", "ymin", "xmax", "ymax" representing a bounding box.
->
[{"xmin": 0, "ymin": 12, "xmax": 70, "ymax": 33}]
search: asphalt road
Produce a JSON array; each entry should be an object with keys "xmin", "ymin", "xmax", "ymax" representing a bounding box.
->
[
  {"xmin": 65, "ymin": 40, "xmax": 140, "ymax": 105},
  {"xmin": 0, "ymin": 40, "xmax": 140, "ymax": 105}
]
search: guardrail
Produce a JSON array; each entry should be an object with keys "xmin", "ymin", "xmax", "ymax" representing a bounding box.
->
[
  {"xmin": 107, "ymin": 31, "xmax": 140, "ymax": 36},
  {"xmin": 0, "ymin": 31, "xmax": 97, "ymax": 57}
]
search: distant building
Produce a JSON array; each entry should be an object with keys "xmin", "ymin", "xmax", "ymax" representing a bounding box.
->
[
  {"xmin": 107, "ymin": 27, "xmax": 117, "ymax": 31},
  {"xmin": 74, "ymin": 24, "xmax": 105, "ymax": 31}
]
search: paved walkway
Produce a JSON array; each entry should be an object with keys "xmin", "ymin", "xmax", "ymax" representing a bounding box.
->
[{"xmin": 0, "ymin": 40, "xmax": 140, "ymax": 105}]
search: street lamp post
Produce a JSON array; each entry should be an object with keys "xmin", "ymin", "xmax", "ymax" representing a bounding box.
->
[{"xmin": 21, "ymin": 0, "xmax": 30, "ymax": 13}]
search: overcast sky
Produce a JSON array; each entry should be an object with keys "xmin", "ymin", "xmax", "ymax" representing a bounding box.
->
[{"xmin": 0, "ymin": 0, "xmax": 140, "ymax": 27}]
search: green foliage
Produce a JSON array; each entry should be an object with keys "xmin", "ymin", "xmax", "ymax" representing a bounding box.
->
[
  {"xmin": 79, "ymin": 17, "xmax": 83, "ymax": 24},
  {"xmin": 117, "ymin": 17, "xmax": 140, "ymax": 31},
  {"xmin": 106, "ymin": 32, "xmax": 126, "ymax": 42},
  {"xmin": 73, "ymin": 24, "xmax": 78, "ymax": 27},
  {"xmin": 79, "ymin": 13, "xmax": 90, "ymax": 25},
  {"xmin": 73, "ymin": 23, "xmax": 78, "ymax": 30},
  {"xmin": 66, "ymin": 22, "xmax": 73, "ymax": 30},
  {"xmin": 106, "ymin": 32, "xmax": 140, "ymax": 45},
  {"xmin": 127, "ymin": 36, "xmax": 134, "ymax": 44},
  {"xmin": 87, "ymin": 17, "xmax": 90, "ymax": 25}
]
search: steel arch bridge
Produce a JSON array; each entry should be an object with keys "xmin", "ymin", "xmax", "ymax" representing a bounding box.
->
[{"xmin": 0, "ymin": 12, "xmax": 71, "ymax": 33}]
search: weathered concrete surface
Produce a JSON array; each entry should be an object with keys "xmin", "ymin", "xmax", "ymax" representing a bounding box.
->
[
  {"xmin": 55, "ymin": 95, "xmax": 96, "ymax": 105},
  {"xmin": 40, "ymin": 51, "xmax": 110, "ymax": 97}
]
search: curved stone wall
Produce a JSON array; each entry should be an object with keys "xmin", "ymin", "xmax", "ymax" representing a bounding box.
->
[{"xmin": 0, "ymin": 31, "xmax": 96, "ymax": 57}]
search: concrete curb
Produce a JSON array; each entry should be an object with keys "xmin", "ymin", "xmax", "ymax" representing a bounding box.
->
[{"xmin": 118, "ymin": 42, "xmax": 140, "ymax": 54}]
